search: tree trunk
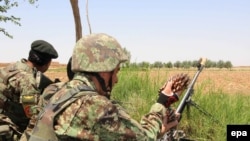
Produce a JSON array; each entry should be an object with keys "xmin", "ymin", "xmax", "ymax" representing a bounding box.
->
[{"xmin": 70, "ymin": 0, "xmax": 82, "ymax": 42}]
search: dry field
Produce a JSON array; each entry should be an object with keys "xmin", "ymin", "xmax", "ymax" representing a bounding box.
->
[
  {"xmin": 1, "ymin": 62, "xmax": 250, "ymax": 95},
  {"xmin": 146, "ymin": 68, "xmax": 250, "ymax": 95}
]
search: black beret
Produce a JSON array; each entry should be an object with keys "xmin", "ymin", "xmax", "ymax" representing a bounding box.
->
[{"xmin": 31, "ymin": 40, "xmax": 58, "ymax": 59}]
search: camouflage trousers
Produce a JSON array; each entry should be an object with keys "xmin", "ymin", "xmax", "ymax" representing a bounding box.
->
[{"xmin": 0, "ymin": 114, "xmax": 21, "ymax": 141}]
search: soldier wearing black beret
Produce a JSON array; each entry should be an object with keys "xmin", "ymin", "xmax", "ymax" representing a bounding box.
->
[
  {"xmin": 0, "ymin": 40, "xmax": 59, "ymax": 140},
  {"xmin": 28, "ymin": 40, "xmax": 58, "ymax": 72}
]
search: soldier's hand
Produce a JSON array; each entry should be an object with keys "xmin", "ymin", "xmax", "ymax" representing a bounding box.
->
[
  {"xmin": 159, "ymin": 78, "xmax": 174, "ymax": 96},
  {"xmin": 158, "ymin": 73, "xmax": 190, "ymax": 97},
  {"xmin": 160, "ymin": 112, "xmax": 179, "ymax": 135},
  {"xmin": 157, "ymin": 79, "xmax": 179, "ymax": 107},
  {"xmin": 167, "ymin": 108, "xmax": 181, "ymax": 122}
]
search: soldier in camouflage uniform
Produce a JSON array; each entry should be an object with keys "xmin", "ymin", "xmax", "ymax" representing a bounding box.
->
[
  {"xmin": 28, "ymin": 33, "xmax": 183, "ymax": 141},
  {"xmin": 0, "ymin": 40, "xmax": 58, "ymax": 141},
  {"xmin": 20, "ymin": 56, "xmax": 75, "ymax": 141}
]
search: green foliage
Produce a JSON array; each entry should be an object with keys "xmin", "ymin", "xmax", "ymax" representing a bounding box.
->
[
  {"xmin": 137, "ymin": 61, "xmax": 150, "ymax": 69},
  {"xmin": 128, "ymin": 59, "xmax": 234, "ymax": 69},
  {"xmin": 216, "ymin": 60, "xmax": 224, "ymax": 69},
  {"xmin": 0, "ymin": 0, "xmax": 38, "ymax": 38},
  {"xmin": 112, "ymin": 68, "xmax": 250, "ymax": 141},
  {"xmin": 152, "ymin": 61, "xmax": 164, "ymax": 68},
  {"xmin": 164, "ymin": 61, "xmax": 173, "ymax": 68},
  {"xmin": 174, "ymin": 61, "xmax": 181, "ymax": 68},
  {"xmin": 182, "ymin": 89, "xmax": 250, "ymax": 141},
  {"xmin": 224, "ymin": 61, "xmax": 233, "ymax": 69}
]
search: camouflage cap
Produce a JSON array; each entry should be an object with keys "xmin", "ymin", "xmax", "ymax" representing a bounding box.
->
[
  {"xmin": 71, "ymin": 33, "xmax": 129, "ymax": 72},
  {"xmin": 31, "ymin": 40, "xmax": 58, "ymax": 59}
]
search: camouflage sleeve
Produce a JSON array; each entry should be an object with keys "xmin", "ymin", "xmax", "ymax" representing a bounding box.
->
[
  {"xmin": 55, "ymin": 94, "xmax": 166, "ymax": 141},
  {"xmin": 8, "ymin": 71, "xmax": 40, "ymax": 117}
]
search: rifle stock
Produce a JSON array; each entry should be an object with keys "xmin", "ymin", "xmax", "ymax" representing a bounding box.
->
[{"xmin": 176, "ymin": 58, "xmax": 206, "ymax": 117}]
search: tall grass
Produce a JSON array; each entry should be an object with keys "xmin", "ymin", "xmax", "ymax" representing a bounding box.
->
[
  {"xmin": 111, "ymin": 68, "xmax": 250, "ymax": 141},
  {"xmin": 112, "ymin": 69, "xmax": 160, "ymax": 121}
]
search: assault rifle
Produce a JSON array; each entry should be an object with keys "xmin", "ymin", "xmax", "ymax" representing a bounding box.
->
[{"xmin": 158, "ymin": 58, "xmax": 207, "ymax": 141}]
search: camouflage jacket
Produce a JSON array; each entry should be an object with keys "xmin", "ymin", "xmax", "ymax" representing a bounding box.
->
[
  {"xmin": 0, "ymin": 59, "xmax": 40, "ymax": 131},
  {"xmin": 37, "ymin": 73, "xmax": 166, "ymax": 141}
]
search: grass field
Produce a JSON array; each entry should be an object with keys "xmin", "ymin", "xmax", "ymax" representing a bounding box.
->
[
  {"xmin": 2, "ymin": 63, "xmax": 249, "ymax": 140},
  {"xmin": 110, "ymin": 68, "xmax": 250, "ymax": 141}
]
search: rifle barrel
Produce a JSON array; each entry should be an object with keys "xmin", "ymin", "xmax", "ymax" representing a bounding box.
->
[
  {"xmin": 176, "ymin": 58, "xmax": 206, "ymax": 114},
  {"xmin": 176, "ymin": 70, "xmax": 201, "ymax": 114}
]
